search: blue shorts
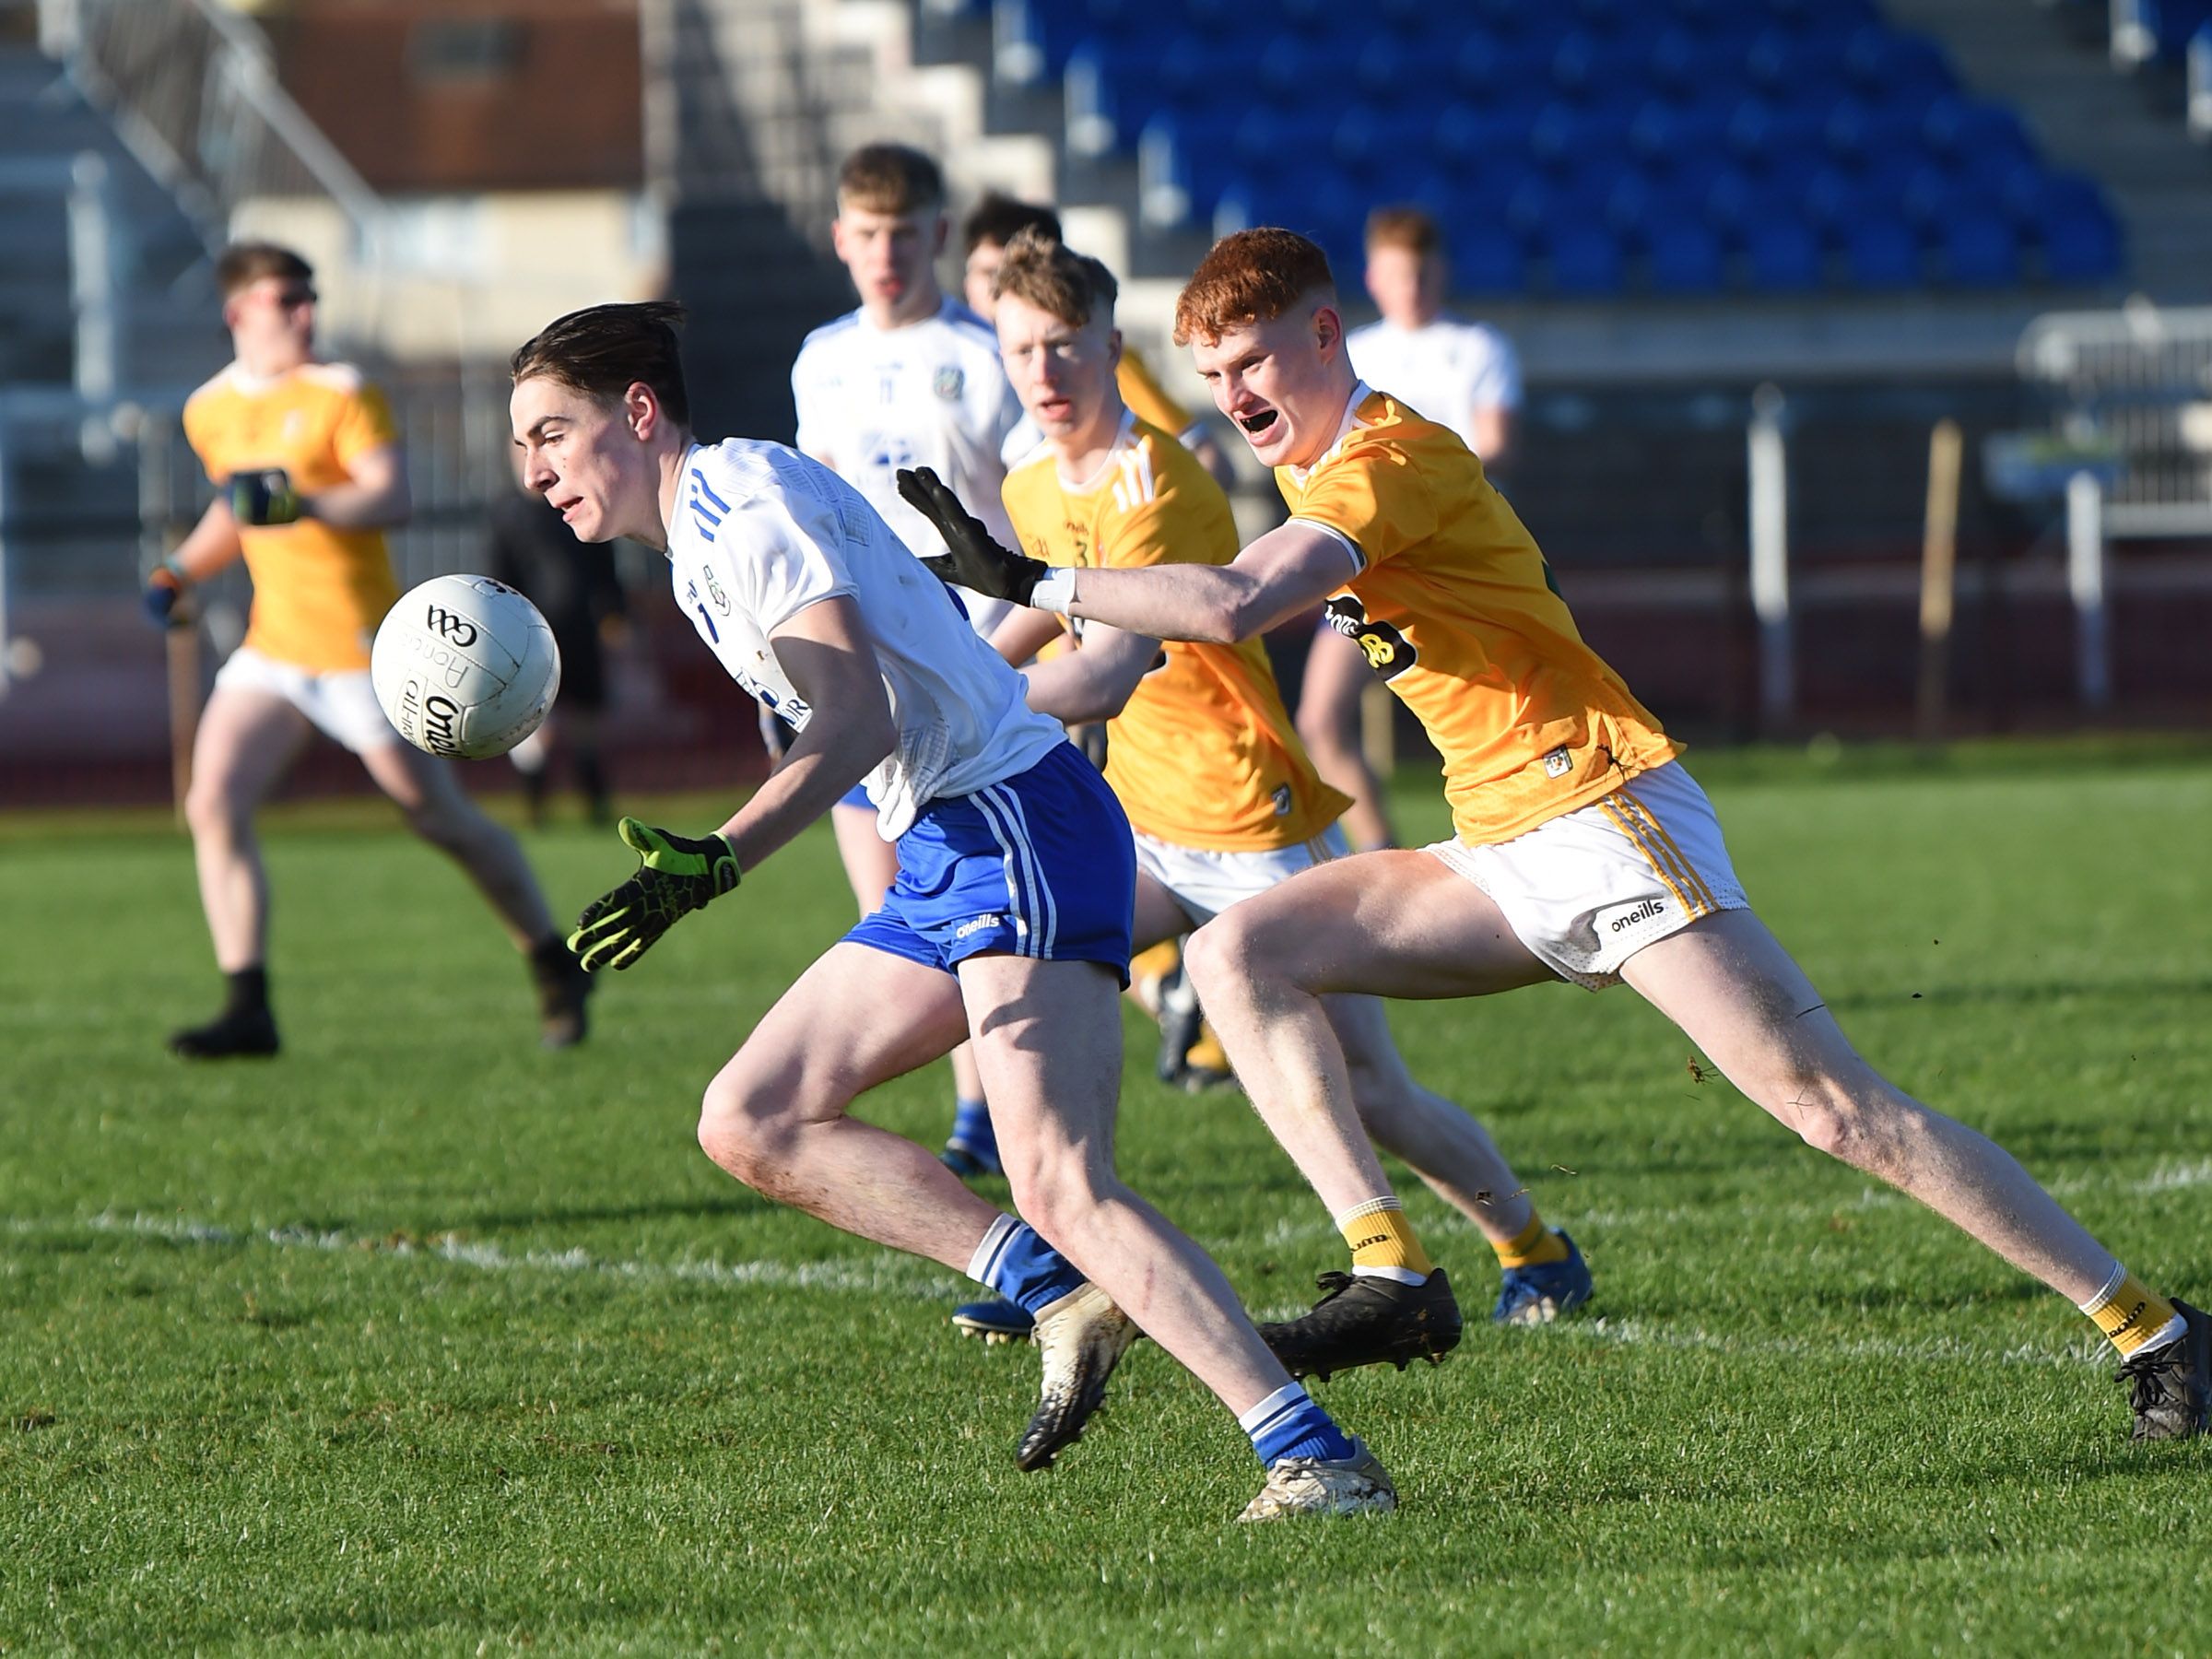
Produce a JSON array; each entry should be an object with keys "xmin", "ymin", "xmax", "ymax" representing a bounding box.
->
[
  {"xmin": 835, "ymin": 782, "xmax": 873, "ymax": 811},
  {"xmin": 845, "ymin": 743, "xmax": 1135, "ymax": 984}
]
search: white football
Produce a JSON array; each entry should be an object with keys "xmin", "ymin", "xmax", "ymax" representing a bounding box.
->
[{"xmin": 371, "ymin": 574, "xmax": 560, "ymax": 759}]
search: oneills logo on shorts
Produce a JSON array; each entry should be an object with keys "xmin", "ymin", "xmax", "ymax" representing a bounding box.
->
[
  {"xmin": 1543, "ymin": 746, "xmax": 1572, "ymax": 779},
  {"xmin": 1609, "ymin": 898, "xmax": 1665, "ymax": 934},
  {"xmin": 955, "ymin": 913, "xmax": 1004, "ymax": 940}
]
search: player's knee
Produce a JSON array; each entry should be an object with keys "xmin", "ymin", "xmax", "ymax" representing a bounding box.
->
[
  {"xmin": 182, "ymin": 774, "xmax": 245, "ymax": 841},
  {"xmin": 696, "ymin": 1074, "xmax": 793, "ymax": 1188},
  {"xmin": 1779, "ymin": 1075, "xmax": 1911, "ymax": 1175},
  {"xmin": 1294, "ymin": 704, "xmax": 1348, "ymax": 762},
  {"xmin": 1003, "ymin": 1148, "xmax": 1105, "ymax": 1245},
  {"xmin": 1183, "ymin": 912, "xmax": 1265, "ymax": 1001}
]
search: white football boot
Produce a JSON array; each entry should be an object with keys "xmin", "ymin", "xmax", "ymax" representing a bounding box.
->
[
  {"xmin": 1015, "ymin": 1281, "xmax": 1138, "ymax": 1470},
  {"xmin": 1236, "ymin": 1439, "xmax": 1398, "ymax": 1522}
]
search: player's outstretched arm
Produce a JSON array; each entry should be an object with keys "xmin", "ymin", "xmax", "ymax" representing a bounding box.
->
[
  {"xmin": 1016, "ymin": 620, "xmax": 1159, "ymax": 726},
  {"xmin": 141, "ymin": 496, "xmax": 246, "ymax": 625}
]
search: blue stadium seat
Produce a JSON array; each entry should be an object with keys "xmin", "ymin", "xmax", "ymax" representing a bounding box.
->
[
  {"xmin": 1843, "ymin": 28, "xmax": 1958, "ymax": 103},
  {"xmin": 1646, "ymin": 219, "xmax": 1728, "ymax": 292},
  {"xmin": 2034, "ymin": 189, "xmax": 2125, "ymax": 282},
  {"xmin": 1544, "ymin": 222, "xmax": 1627, "ymax": 295},
  {"xmin": 1843, "ymin": 217, "xmax": 1923, "ymax": 288},
  {"xmin": 1351, "ymin": 33, "xmax": 1458, "ymax": 105},
  {"xmin": 1744, "ymin": 218, "xmax": 1825, "ymax": 290},
  {"xmin": 1448, "ymin": 227, "xmax": 1530, "ymax": 296},
  {"xmin": 1063, "ymin": 32, "xmax": 1209, "ymax": 159},
  {"xmin": 1332, "ymin": 105, "xmax": 1438, "ymax": 183},
  {"xmin": 1941, "ymin": 214, "xmax": 2023, "ymax": 287}
]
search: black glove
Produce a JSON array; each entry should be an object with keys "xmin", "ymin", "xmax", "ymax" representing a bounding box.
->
[
  {"xmin": 896, "ymin": 466, "xmax": 1051, "ymax": 606},
  {"xmin": 226, "ymin": 468, "xmax": 303, "ymax": 526},
  {"xmin": 141, "ymin": 567, "xmax": 185, "ymax": 629},
  {"xmin": 569, "ymin": 818, "xmax": 741, "ymax": 971}
]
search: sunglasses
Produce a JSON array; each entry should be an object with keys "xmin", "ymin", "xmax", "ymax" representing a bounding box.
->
[{"xmin": 265, "ymin": 284, "xmax": 317, "ymax": 310}]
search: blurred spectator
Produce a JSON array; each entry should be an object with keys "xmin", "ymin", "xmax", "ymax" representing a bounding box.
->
[
  {"xmin": 485, "ymin": 487, "xmax": 630, "ymax": 826},
  {"xmin": 1300, "ymin": 206, "xmax": 1525, "ymax": 851}
]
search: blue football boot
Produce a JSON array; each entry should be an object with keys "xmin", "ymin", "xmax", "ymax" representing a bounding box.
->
[
  {"xmin": 1491, "ymin": 1229, "xmax": 1593, "ymax": 1325},
  {"xmin": 951, "ymin": 1296, "xmax": 1035, "ymax": 1345}
]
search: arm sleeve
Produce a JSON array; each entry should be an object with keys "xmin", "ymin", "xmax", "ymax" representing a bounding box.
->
[
  {"xmin": 1286, "ymin": 439, "xmax": 1439, "ymax": 573},
  {"xmin": 722, "ymin": 489, "xmax": 858, "ymax": 638},
  {"xmin": 332, "ymin": 381, "xmax": 401, "ymax": 466}
]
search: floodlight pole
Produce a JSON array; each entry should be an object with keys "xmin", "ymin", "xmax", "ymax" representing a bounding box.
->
[
  {"xmin": 1747, "ymin": 383, "xmax": 1792, "ymax": 728},
  {"xmin": 2065, "ymin": 468, "xmax": 2112, "ymax": 709}
]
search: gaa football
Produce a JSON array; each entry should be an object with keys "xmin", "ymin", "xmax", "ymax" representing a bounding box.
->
[{"xmin": 371, "ymin": 573, "xmax": 560, "ymax": 759}]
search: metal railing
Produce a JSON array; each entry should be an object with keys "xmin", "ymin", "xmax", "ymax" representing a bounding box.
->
[
  {"xmin": 2018, "ymin": 302, "xmax": 2212, "ymax": 535},
  {"xmin": 36, "ymin": 0, "xmax": 386, "ymax": 253}
]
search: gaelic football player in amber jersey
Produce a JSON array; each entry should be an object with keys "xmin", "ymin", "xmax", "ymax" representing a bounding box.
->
[
  {"xmin": 899, "ymin": 229, "xmax": 2208, "ymax": 1440},
  {"xmin": 512, "ymin": 300, "xmax": 1394, "ymax": 1519},
  {"xmin": 793, "ymin": 143, "xmax": 1024, "ymax": 1179},
  {"xmin": 962, "ymin": 191, "xmax": 1236, "ymax": 490},
  {"xmin": 947, "ymin": 228, "xmax": 1592, "ymax": 1347},
  {"xmin": 141, "ymin": 242, "xmax": 588, "ymax": 1058}
]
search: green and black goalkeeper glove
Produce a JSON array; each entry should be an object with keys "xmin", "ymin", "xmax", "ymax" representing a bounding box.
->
[
  {"xmin": 896, "ymin": 465, "xmax": 1051, "ymax": 606},
  {"xmin": 569, "ymin": 817, "xmax": 741, "ymax": 972},
  {"xmin": 226, "ymin": 467, "xmax": 304, "ymax": 526}
]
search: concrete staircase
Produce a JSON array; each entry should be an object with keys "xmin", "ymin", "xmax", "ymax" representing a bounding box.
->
[{"xmin": 1885, "ymin": 0, "xmax": 2212, "ymax": 298}]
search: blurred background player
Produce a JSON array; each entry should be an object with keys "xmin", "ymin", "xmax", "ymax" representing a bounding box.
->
[
  {"xmin": 959, "ymin": 189, "xmax": 1237, "ymax": 1088},
  {"xmin": 1300, "ymin": 206, "xmax": 1526, "ymax": 855},
  {"xmin": 947, "ymin": 227, "xmax": 1591, "ymax": 1343},
  {"xmin": 791, "ymin": 142, "xmax": 1025, "ymax": 1178},
  {"xmin": 142, "ymin": 242, "xmax": 592, "ymax": 1056},
  {"xmin": 485, "ymin": 484, "xmax": 631, "ymax": 827},
  {"xmin": 903, "ymin": 227, "xmax": 2208, "ymax": 1438},
  {"xmin": 963, "ymin": 191, "xmax": 1236, "ymax": 492}
]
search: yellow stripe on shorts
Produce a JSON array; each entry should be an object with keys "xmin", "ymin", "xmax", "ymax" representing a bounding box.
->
[
  {"xmin": 1617, "ymin": 789, "xmax": 1719, "ymax": 913},
  {"xmin": 1599, "ymin": 798, "xmax": 1698, "ymax": 919}
]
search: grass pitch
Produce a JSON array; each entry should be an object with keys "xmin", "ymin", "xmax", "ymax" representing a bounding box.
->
[{"xmin": 6, "ymin": 740, "xmax": 2212, "ymax": 1654}]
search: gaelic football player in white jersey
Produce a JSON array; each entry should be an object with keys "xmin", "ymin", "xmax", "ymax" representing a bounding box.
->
[
  {"xmin": 509, "ymin": 300, "xmax": 1395, "ymax": 1520},
  {"xmin": 1312, "ymin": 205, "xmax": 1526, "ymax": 856},
  {"xmin": 791, "ymin": 142, "xmax": 1025, "ymax": 1178}
]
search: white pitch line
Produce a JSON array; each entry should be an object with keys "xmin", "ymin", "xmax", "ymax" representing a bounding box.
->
[
  {"xmin": 6, "ymin": 1179, "xmax": 2193, "ymax": 1377},
  {"xmin": 8, "ymin": 1210, "xmax": 959, "ymax": 1301}
]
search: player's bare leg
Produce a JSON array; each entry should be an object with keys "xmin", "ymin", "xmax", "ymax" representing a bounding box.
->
[
  {"xmin": 359, "ymin": 740, "xmax": 555, "ymax": 946},
  {"xmin": 171, "ymin": 684, "xmax": 309, "ymax": 1056},
  {"xmin": 834, "ymin": 798, "xmax": 1000, "ymax": 1176},
  {"xmin": 1623, "ymin": 909, "xmax": 2117, "ymax": 1299},
  {"xmin": 1184, "ymin": 850, "xmax": 1558, "ymax": 1372},
  {"xmin": 697, "ymin": 942, "xmax": 995, "ymax": 1265},
  {"xmin": 359, "ymin": 739, "xmax": 587, "ymax": 1046},
  {"xmin": 1295, "ymin": 627, "xmax": 1395, "ymax": 852},
  {"xmin": 1321, "ymin": 991, "xmax": 1530, "ymax": 1238},
  {"xmin": 1622, "ymin": 907, "xmax": 2207, "ymax": 1439},
  {"xmin": 955, "ymin": 950, "xmax": 1304, "ymax": 1419},
  {"xmin": 183, "ymin": 684, "xmax": 309, "ymax": 971}
]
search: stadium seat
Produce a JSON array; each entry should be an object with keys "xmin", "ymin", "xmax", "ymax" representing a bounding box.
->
[
  {"xmin": 1942, "ymin": 214, "xmax": 2024, "ymax": 286},
  {"xmin": 1646, "ymin": 220, "xmax": 1728, "ymax": 292},
  {"xmin": 1843, "ymin": 216, "xmax": 1923, "ymax": 288},
  {"xmin": 2038, "ymin": 198, "xmax": 2125, "ymax": 282},
  {"xmin": 1744, "ymin": 217, "xmax": 1825, "ymax": 290},
  {"xmin": 1449, "ymin": 227, "xmax": 1529, "ymax": 295},
  {"xmin": 1544, "ymin": 222, "xmax": 1627, "ymax": 295}
]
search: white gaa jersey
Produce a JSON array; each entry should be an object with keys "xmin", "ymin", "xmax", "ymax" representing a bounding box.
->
[
  {"xmin": 668, "ymin": 440, "xmax": 1065, "ymax": 840},
  {"xmin": 1345, "ymin": 316, "xmax": 1522, "ymax": 456},
  {"xmin": 791, "ymin": 298, "xmax": 1024, "ymax": 637}
]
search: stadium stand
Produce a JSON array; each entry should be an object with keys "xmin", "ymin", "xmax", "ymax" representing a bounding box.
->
[{"xmin": 990, "ymin": 0, "xmax": 2130, "ymax": 297}]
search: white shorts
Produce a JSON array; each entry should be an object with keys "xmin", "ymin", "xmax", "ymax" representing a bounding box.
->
[
  {"xmin": 1425, "ymin": 761, "xmax": 1747, "ymax": 991},
  {"xmin": 212, "ymin": 647, "xmax": 397, "ymax": 755},
  {"xmin": 1135, "ymin": 825, "xmax": 1350, "ymax": 926}
]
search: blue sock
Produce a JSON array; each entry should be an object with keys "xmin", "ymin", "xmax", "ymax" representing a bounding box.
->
[
  {"xmin": 965, "ymin": 1216, "xmax": 1085, "ymax": 1316},
  {"xmin": 947, "ymin": 1098, "xmax": 998, "ymax": 1167},
  {"xmin": 1240, "ymin": 1383, "xmax": 1358, "ymax": 1467}
]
